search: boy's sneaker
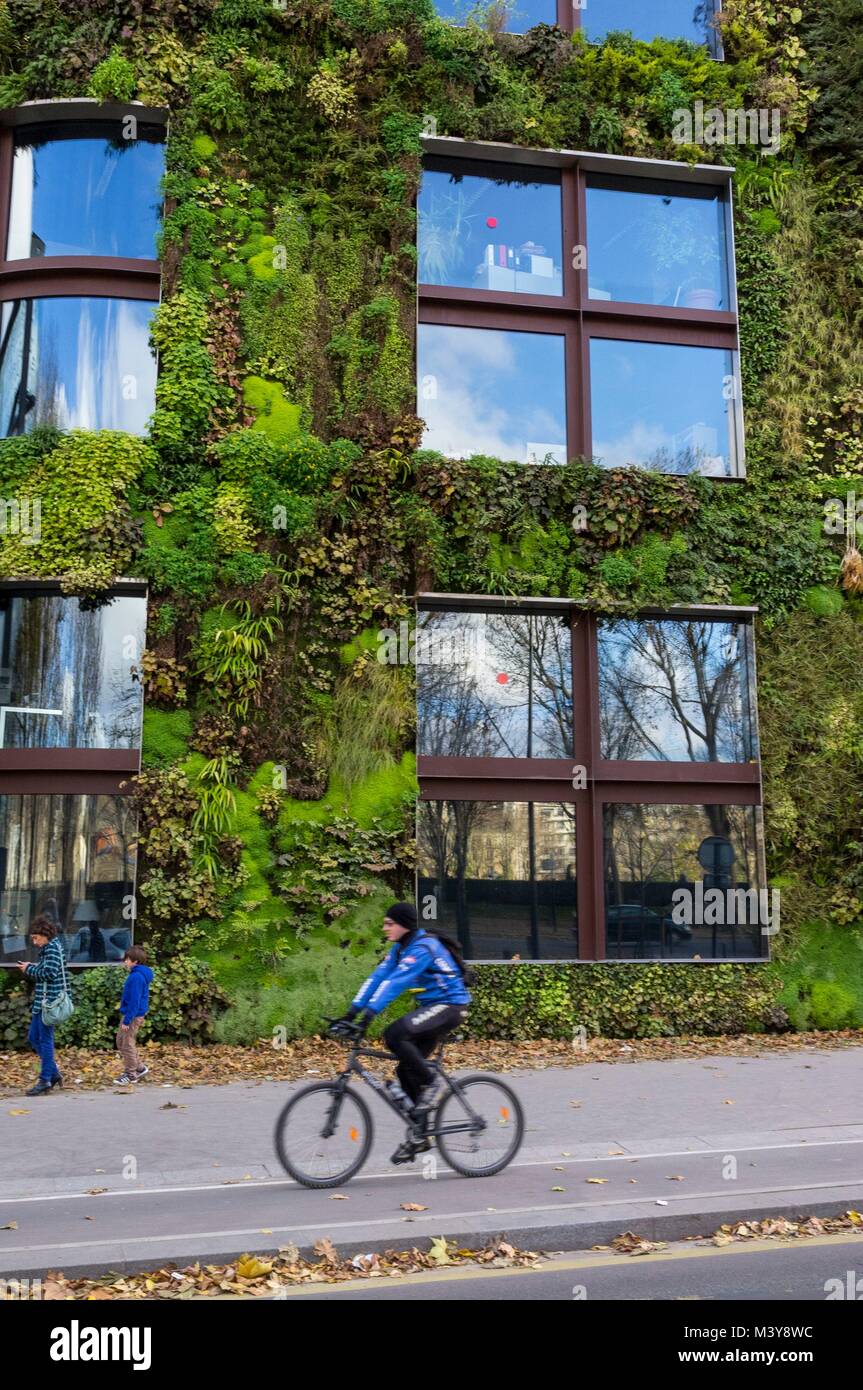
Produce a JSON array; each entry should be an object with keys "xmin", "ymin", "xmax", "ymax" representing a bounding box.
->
[
  {"xmin": 135, "ymin": 1066, "xmax": 149, "ymax": 1080},
  {"xmin": 114, "ymin": 1073, "xmax": 137, "ymax": 1085}
]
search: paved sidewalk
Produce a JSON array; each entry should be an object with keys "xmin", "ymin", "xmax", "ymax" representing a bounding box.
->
[{"xmin": 1, "ymin": 1046, "xmax": 861, "ymax": 1277}]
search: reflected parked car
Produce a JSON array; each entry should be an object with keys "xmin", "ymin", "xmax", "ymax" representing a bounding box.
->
[{"xmin": 605, "ymin": 903, "xmax": 692, "ymax": 955}]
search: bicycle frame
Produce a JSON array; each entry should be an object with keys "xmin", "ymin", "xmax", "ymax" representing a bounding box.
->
[{"xmin": 321, "ymin": 1041, "xmax": 488, "ymax": 1142}]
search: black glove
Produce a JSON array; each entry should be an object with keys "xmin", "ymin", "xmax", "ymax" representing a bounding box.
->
[{"xmin": 329, "ymin": 1013, "xmax": 363, "ymax": 1039}]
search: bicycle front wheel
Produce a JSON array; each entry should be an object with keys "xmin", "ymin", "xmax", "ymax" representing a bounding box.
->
[
  {"xmin": 434, "ymin": 1075, "xmax": 524, "ymax": 1178},
  {"xmin": 274, "ymin": 1082, "xmax": 373, "ymax": 1188}
]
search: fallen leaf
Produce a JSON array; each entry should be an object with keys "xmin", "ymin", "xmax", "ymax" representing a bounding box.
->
[
  {"xmin": 1, "ymin": 1221, "xmax": 18, "ymax": 1230},
  {"xmin": 400, "ymin": 1203, "xmax": 428, "ymax": 1212},
  {"xmin": 587, "ymin": 1178, "xmax": 609, "ymax": 1184},
  {"xmin": 7, "ymin": 1109, "xmax": 29, "ymax": 1116},
  {"xmin": 236, "ymin": 1255, "xmax": 272, "ymax": 1280}
]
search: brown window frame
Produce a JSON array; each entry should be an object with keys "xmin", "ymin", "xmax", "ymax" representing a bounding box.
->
[
  {"xmin": 418, "ymin": 138, "xmax": 743, "ymax": 475},
  {"xmin": 416, "ymin": 594, "xmax": 765, "ymax": 962},
  {"xmin": 0, "ymin": 100, "xmax": 166, "ymax": 326}
]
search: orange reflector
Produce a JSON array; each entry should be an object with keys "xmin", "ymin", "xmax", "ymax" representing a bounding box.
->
[
  {"xmin": 499, "ymin": 1107, "xmax": 510, "ymax": 1121},
  {"xmin": 349, "ymin": 1127, "xmax": 359, "ymax": 1142}
]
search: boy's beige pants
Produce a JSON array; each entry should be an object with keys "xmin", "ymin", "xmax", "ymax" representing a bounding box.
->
[{"xmin": 116, "ymin": 1017, "xmax": 145, "ymax": 1074}]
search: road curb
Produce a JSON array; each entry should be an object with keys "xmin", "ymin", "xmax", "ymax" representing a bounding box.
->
[{"xmin": 4, "ymin": 1192, "xmax": 862, "ymax": 1282}]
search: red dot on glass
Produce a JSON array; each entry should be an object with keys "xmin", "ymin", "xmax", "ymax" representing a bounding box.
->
[
  {"xmin": 486, "ymin": 217, "xmax": 498, "ymax": 228},
  {"xmin": 496, "ymin": 672, "xmax": 509, "ymax": 684}
]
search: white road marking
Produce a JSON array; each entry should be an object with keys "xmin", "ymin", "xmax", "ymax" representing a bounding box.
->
[
  {"xmin": 1, "ymin": 1178, "xmax": 862, "ymax": 1259},
  {"xmin": 1, "ymin": 1134, "xmax": 862, "ymax": 1205}
]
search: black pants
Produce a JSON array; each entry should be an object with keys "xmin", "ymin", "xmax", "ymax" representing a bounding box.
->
[{"xmin": 384, "ymin": 1004, "xmax": 467, "ymax": 1102}]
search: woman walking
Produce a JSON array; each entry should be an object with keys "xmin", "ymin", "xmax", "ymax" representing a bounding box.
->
[{"xmin": 16, "ymin": 915, "xmax": 66, "ymax": 1096}]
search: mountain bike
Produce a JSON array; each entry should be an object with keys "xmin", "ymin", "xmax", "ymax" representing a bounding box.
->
[{"xmin": 273, "ymin": 1018, "xmax": 524, "ymax": 1189}]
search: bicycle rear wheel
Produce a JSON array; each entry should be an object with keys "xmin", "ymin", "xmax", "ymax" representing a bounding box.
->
[
  {"xmin": 274, "ymin": 1082, "xmax": 373, "ymax": 1188},
  {"xmin": 434, "ymin": 1074, "xmax": 524, "ymax": 1177}
]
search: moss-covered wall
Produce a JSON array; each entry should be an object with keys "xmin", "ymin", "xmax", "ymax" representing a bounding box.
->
[{"xmin": 0, "ymin": 0, "xmax": 862, "ymax": 1040}]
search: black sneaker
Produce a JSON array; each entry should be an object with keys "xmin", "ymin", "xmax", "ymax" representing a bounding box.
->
[
  {"xmin": 135, "ymin": 1066, "xmax": 149, "ymax": 1080},
  {"xmin": 390, "ymin": 1138, "xmax": 432, "ymax": 1165}
]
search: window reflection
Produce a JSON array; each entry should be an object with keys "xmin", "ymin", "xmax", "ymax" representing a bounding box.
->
[
  {"xmin": 0, "ymin": 296, "xmax": 157, "ymax": 436},
  {"xmin": 418, "ymin": 323, "xmax": 567, "ymax": 464},
  {"xmin": 419, "ymin": 159, "xmax": 563, "ymax": 297},
  {"xmin": 7, "ymin": 122, "xmax": 165, "ymax": 261},
  {"xmin": 0, "ymin": 593, "xmax": 146, "ymax": 750},
  {"xmin": 418, "ymin": 609, "xmax": 573, "ymax": 758},
  {"xmin": 582, "ymin": 0, "xmax": 718, "ymax": 48},
  {"xmin": 418, "ymin": 799, "xmax": 577, "ymax": 959},
  {"xmin": 603, "ymin": 802, "xmax": 763, "ymax": 959},
  {"xmin": 0, "ymin": 794, "xmax": 136, "ymax": 964},
  {"xmin": 587, "ymin": 176, "xmax": 729, "ymax": 309},
  {"xmin": 433, "ymin": 0, "xmax": 557, "ymax": 32},
  {"xmin": 590, "ymin": 338, "xmax": 739, "ymax": 476},
  {"xmin": 598, "ymin": 619, "xmax": 755, "ymax": 762}
]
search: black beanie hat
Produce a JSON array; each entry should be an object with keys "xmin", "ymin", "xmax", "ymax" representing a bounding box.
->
[{"xmin": 385, "ymin": 902, "xmax": 418, "ymax": 931}]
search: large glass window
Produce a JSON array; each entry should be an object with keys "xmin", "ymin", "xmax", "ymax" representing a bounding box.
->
[
  {"xmin": 417, "ymin": 145, "xmax": 742, "ymax": 476},
  {"xmin": 0, "ymin": 296, "xmax": 157, "ymax": 435},
  {"xmin": 598, "ymin": 618, "xmax": 757, "ymax": 762},
  {"xmin": 586, "ymin": 176, "xmax": 729, "ymax": 309},
  {"xmin": 590, "ymin": 338, "xmax": 739, "ymax": 476},
  {"xmin": 417, "ymin": 609, "xmax": 573, "ymax": 758},
  {"xmin": 7, "ymin": 122, "xmax": 165, "ymax": 261},
  {"xmin": 418, "ymin": 322, "xmax": 567, "ymax": 464},
  {"xmin": 417, "ymin": 601, "xmax": 763, "ymax": 961},
  {"xmin": 581, "ymin": 0, "xmax": 719, "ymax": 48},
  {"xmin": 0, "ymin": 592, "xmax": 146, "ymax": 750},
  {"xmin": 418, "ymin": 799, "xmax": 578, "ymax": 959},
  {"xmin": 0, "ymin": 793, "xmax": 136, "ymax": 964},
  {"xmin": 419, "ymin": 158, "xmax": 563, "ymax": 297},
  {"xmin": 603, "ymin": 802, "xmax": 763, "ymax": 960}
]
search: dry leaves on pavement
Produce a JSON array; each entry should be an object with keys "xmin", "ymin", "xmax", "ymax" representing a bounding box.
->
[{"xmin": 2, "ymin": 1029, "xmax": 861, "ymax": 1097}]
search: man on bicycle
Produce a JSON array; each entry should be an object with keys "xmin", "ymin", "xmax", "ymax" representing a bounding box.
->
[{"xmin": 331, "ymin": 902, "xmax": 471, "ymax": 1162}]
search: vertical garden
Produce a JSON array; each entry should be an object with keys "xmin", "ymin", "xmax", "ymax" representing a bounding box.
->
[{"xmin": 0, "ymin": 0, "xmax": 861, "ymax": 1043}]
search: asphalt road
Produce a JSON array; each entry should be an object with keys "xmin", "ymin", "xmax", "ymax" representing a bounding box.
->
[
  {"xmin": 1, "ymin": 1047, "xmax": 862, "ymax": 1278},
  {"xmin": 266, "ymin": 1232, "xmax": 863, "ymax": 1302}
]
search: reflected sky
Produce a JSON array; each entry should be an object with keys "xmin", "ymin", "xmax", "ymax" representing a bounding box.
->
[
  {"xmin": 8, "ymin": 127, "xmax": 165, "ymax": 260},
  {"xmin": 582, "ymin": 0, "xmax": 717, "ymax": 45},
  {"xmin": 590, "ymin": 338, "xmax": 737, "ymax": 475},
  {"xmin": 0, "ymin": 593, "xmax": 146, "ymax": 750},
  {"xmin": 418, "ymin": 323, "xmax": 567, "ymax": 464},
  {"xmin": 417, "ymin": 609, "xmax": 573, "ymax": 758},
  {"xmin": 598, "ymin": 619, "xmax": 755, "ymax": 762},
  {"xmin": 587, "ymin": 177, "xmax": 729, "ymax": 309},
  {"xmin": 433, "ymin": 0, "xmax": 557, "ymax": 31},
  {"xmin": 0, "ymin": 297, "xmax": 157, "ymax": 436}
]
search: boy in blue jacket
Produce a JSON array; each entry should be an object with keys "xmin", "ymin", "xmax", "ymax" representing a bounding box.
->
[{"xmin": 115, "ymin": 946, "xmax": 153, "ymax": 1085}]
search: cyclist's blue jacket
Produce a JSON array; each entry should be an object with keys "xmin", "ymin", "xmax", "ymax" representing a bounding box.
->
[{"xmin": 352, "ymin": 928, "xmax": 471, "ymax": 1016}]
